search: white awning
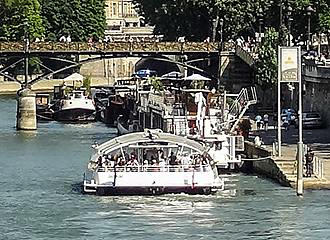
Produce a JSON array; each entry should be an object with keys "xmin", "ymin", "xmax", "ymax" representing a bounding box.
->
[{"xmin": 183, "ymin": 74, "xmax": 211, "ymax": 81}]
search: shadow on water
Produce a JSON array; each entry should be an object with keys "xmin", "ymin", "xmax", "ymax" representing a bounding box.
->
[
  {"xmin": 242, "ymin": 189, "xmax": 257, "ymax": 196},
  {"xmin": 71, "ymin": 182, "xmax": 84, "ymax": 194}
]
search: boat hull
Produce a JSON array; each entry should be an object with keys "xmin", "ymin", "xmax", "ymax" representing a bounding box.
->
[
  {"xmin": 94, "ymin": 186, "xmax": 213, "ymax": 196},
  {"xmin": 54, "ymin": 108, "xmax": 95, "ymax": 122},
  {"xmin": 83, "ymin": 167, "xmax": 223, "ymax": 196}
]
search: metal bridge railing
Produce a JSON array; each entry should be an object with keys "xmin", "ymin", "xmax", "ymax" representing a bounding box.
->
[{"xmin": 0, "ymin": 41, "xmax": 236, "ymax": 53}]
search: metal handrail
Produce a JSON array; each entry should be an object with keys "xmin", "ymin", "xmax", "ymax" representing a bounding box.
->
[{"xmin": 96, "ymin": 164, "xmax": 212, "ymax": 173}]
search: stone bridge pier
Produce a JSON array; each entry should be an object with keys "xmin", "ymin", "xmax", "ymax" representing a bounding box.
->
[{"xmin": 16, "ymin": 88, "xmax": 37, "ymax": 130}]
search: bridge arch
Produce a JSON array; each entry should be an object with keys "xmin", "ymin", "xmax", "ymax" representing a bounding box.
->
[
  {"xmin": 2, "ymin": 54, "xmax": 219, "ymax": 87},
  {"xmin": 135, "ymin": 56, "xmax": 181, "ymax": 76}
]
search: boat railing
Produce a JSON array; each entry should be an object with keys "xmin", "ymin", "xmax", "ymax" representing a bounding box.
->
[{"xmin": 96, "ymin": 164, "xmax": 212, "ymax": 173}]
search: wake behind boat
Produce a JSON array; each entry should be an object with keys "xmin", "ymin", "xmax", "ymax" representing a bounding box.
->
[{"xmin": 83, "ymin": 129, "xmax": 224, "ymax": 195}]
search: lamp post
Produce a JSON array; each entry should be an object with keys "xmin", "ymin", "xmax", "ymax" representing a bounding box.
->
[
  {"xmin": 306, "ymin": 5, "xmax": 314, "ymax": 51},
  {"xmin": 258, "ymin": 8, "xmax": 263, "ymax": 43},
  {"xmin": 288, "ymin": 17, "xmax": 293, "ymax": 46},
  {"xmin": 23, "ymin": 21, "xmax": 29, "ymax": 89},
  {"xmin": 219, "ymin": 18, "xmax": 224, "ymax": 44},
  {"xmin": 279, "ymin": 0, "xmax": 283, "ymax": 38},
  {"xmin": 218, "ymin": 18, "xmax": 224, "ymax": 89},
  {"xmin": 212, "ymin": 18, "xmax": 218, "ymax": 42},
  {"xmin": 287, "ymin": 6, "xmax": 292, "ymax": 46}
]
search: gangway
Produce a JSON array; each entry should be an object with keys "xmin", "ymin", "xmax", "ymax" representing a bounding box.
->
[{"xmin": 227, "ymin": 87, "xmax": 257, "ymax": 133}]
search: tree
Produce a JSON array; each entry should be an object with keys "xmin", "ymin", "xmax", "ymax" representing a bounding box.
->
[
  {"xmin": 255, "ymin": 28, "xmax": 278, "ymax": 90},
  {"xmin": 40, "ymin": 0, "xmax": 106, "ymax": 42},
  {"xmin": 133, "ymin": 0, "xmax": 269, "ymax": 41},
  {"xmin": 0, "ymin": 0, "xmax": 44, "ymax": 41}
]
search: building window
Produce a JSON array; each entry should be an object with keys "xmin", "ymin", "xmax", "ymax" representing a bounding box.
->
[
  {"xmin": 113, "ymin": 2, "xmax": 117, "ymax": 16},
  {"xmin": 123, "ymin": 3, "xmax": 127, "ymax": 17}
]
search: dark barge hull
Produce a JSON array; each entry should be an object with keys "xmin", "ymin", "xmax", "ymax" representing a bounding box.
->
[
  {"xmin": 93, "ymin": 186, "xmax": 213, "ymax": 196},
  {"xmin": 54, "ymin": 108, "xmax": 95, "ymax": 122}
]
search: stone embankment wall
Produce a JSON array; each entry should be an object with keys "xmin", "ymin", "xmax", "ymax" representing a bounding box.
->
[
  {"xmin": 0, "ymin": 77, "xmax": 112, "ymax": 95},
  {"xmin": 244, "ymin": 141, "xmax": 292, "ymax": 187},
  {"xmin": 303, "ymin": 61, "xmax": 330, "ymax": 126}
]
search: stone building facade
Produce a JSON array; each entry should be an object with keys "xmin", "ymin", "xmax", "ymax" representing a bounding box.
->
[{"xmin": 81, "ymin": 0, "xmax": 157, "ymax": 84}]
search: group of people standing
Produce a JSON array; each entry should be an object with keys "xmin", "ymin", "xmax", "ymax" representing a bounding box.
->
[{"xmin": 255, "ymin": 113, "xmax": 269, "ymax": 131}]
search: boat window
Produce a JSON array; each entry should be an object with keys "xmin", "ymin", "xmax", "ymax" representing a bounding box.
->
[
  {"xmin": 306, "ymin": 113, "xmax": 320, "ymax": 118},
  {"xmin": 74, "ymin": 92, "xmax": 83, "ymax": 98}
]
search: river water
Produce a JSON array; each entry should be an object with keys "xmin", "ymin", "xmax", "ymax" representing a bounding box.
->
[{"xmin": 1, "ymin": 96, "xmax": 330, "ymax": 240}]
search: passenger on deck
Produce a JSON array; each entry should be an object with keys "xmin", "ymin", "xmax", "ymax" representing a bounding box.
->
[
  {"xmin": 158, "ymin": 150, "xmax": 165, "ymax": 162},
  {"xmin": 169, "ymin": 152, "xmax": 177, "ymax": 165},
  {"xmin": 103, "ymin": 155, "xmax": 109, "ymax": 167},
  {"xmin": 97, "ymin": 156, "xmax": 103, "ymax": 167},
  {"xmin": 118, "ymin": 157, "xmax": 126, "ymax": 166},
  {"xmin": 128, "ymin": 153, "xmax": 139, "ymax": 166},
  {"xmin": 181, "ymin": 153, "xmax": 191, "ymax": 166}
]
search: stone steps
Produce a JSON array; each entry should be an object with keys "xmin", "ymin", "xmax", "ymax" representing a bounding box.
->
[{"xmin": 274, "ymin": 159, "xmax": 297, "ymax": 183}]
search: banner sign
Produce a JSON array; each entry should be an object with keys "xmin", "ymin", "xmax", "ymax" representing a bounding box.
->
[{"xmin": 279, "ymin": 47, "xmax": 300, "ymax": 82}]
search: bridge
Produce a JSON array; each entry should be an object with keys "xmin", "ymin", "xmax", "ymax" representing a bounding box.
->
[
  {"xmin": 0, "ymin": 41, "xmax": 230, "ymax": 56},
  {"xmin": 1, "ymin": 41, "xmax": 255, "ymax": 131},
  {"xmin": 0, "ymin": 41, "xmax": 255, "ymax": 86},
  {"xmin": 0, "ymin": 41, "xmax": 245, "ymax": 87}
]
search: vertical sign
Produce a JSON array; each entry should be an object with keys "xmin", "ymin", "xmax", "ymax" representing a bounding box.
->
[
  {"xmin": 279, "ymin": 47, "xmax": 300, "ymax": 83},
  {"xmin": 278, "ymin": 46, "xmax": 304, "ymax": 196}
]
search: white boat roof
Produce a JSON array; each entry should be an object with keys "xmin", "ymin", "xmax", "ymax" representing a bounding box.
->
[{"xmin": 96, "ymin": 129, "xmax": 206, "ymax": 154}]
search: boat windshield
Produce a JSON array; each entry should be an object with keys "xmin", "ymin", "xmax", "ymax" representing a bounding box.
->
[{"xmin": 74, "ymin": 91, "xmax": 84, "ymax": 99}]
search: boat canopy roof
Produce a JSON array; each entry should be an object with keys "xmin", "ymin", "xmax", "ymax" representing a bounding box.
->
[{"xmin": 95, "ymin": 129, "xmax": 206, "ymax": 155}]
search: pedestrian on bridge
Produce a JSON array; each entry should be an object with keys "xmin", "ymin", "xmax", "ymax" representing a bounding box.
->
[
  {"xmin": 59, "ymin": 35, "xmax": 66, "ymax": 42},
  {"xmin": 66, "ymin": 35, "xmax": 71, "ymax": 43}
]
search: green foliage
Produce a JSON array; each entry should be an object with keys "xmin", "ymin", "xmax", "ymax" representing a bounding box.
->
[
  {"xmin": 40, "ymin": 0, "xmax": 106, "ymax": 41},
  {"xmin": 29, "ymin": 57, "xmax": 41, "ymax": 74},
  {"xmin": 255, "ymin": 28, "xmax": 278, "ymax": 89},
  {"xmin": 83, "ymin": 74, "xmax": 92, "ymax": 94},
  {"xmin": 133, "ymin": 0, "xmax": 330, "ymax": 44},
  {"xmin": 150, "ymin": 77, "xmax": 164, "ymax": 93},
  {"xmin": 191, "ymin": 80, "xmax": 205, "ymax": 89},
  {"xmin": 0, "ymin": 0, "xmax": 44, "ymax": 40},
  {"xmin": 133, "ymin": 0, "xmax": 272, "ymax": 41},
  {"xmin": 0, "ymin": 0, "xmax": 106, "ymax": 41}
]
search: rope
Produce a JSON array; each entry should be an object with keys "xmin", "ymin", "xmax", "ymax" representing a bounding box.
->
[
  {"xmin": 240, "ymin": 156, "xmax": 273, "ymax": 161},
  {"xmin": 36, "ymin": 114, "xmax": 54, "ymax": 121}
]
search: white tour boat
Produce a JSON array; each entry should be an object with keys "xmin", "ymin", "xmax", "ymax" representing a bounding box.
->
[{"xmin": 83, "ymin": 129, "xmax": 224, "ymax": 195}]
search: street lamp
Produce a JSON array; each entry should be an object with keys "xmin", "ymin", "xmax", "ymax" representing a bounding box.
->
[
  {"xmin": 287, "ymin": 6, "xmax": 292, "ymax": 46},
  {"xmin": 258, "ymin": 8, "xmax": 263, "ymax": 43},
  {"xmin": 218, "ymin": 18, "xmax": 224, "ymax": 90},
  {"xmin": 23, "ymin": 21, "xmax": 29, "ymax": 89},
  {"xmin": 287, "ymin": 17, "xmax": 293, "ymax": 46},
  {"xmin": 306, "ymin": 5, "xmax": 314, "ymax": 51},
  {"xmin": 219, "ymin": 18, "xmax": 224, "ymax": 44},
  {"xmin": 212, "ymin": 18, "xmax": 217, "ymax": 42}
]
